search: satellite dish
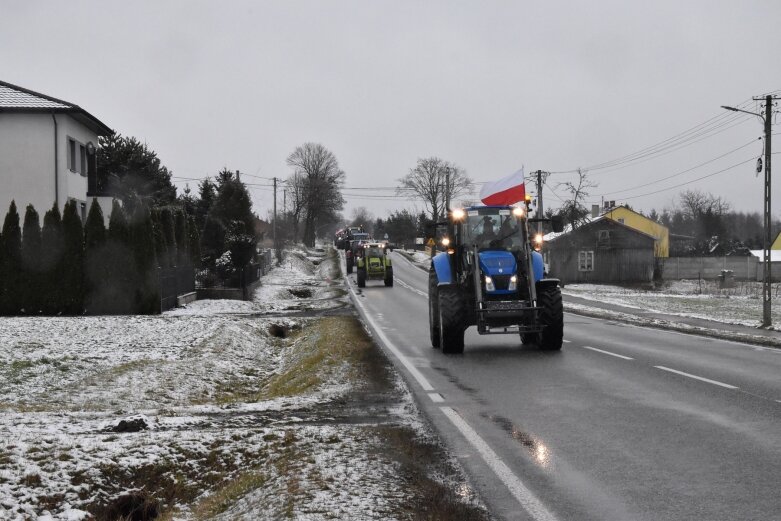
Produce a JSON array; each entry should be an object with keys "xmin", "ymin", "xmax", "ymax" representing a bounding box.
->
[{"xmin": 757, "ymin": 157, "xmax": 763, "ymax": 176}]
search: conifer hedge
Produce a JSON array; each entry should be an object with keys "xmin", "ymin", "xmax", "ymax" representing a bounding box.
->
[{"xmin": 0, "ymin": 198, "xmax": 195, "ymax": 316}]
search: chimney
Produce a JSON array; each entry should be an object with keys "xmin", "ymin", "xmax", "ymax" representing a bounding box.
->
[{"xmin": 591, "ymin": 204, "xmax": 600, "ymax": 218}]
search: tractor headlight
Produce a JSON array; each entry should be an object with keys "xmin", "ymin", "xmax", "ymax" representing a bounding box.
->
[
  {"xmin": 451, "ymin": 208, "xmax": 466, "ymax": 221},
  {"xmin": 533, "ymin": 233, "xmax": 544, "ymax": 251},
  {"xmin": 512, "ymin": 207, "xmax": 525, "ymax": 218},
  {"xmin": 508, "ymin": 275, "xmax": 518, "ymax": 291},
  {"xmin": 484, "ymin": 275, "xmax": 495, "ymax": 292},
  {"xmin": 441, "ymin": 237, "xmax": 450, "ymax": 247}
]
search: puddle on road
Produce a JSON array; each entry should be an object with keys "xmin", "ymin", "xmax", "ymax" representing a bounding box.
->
[{"xmin": 482, "ymin": 413, "xmax": 553, "ymax": 469}]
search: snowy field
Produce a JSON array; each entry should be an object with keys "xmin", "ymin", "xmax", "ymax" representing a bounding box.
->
[
  {"xmin": 562, "ymin": 280, "xmax": 781, "ymax": 329},
  {"xmin": 1, "ymin": 247, "xmax": 486, "ymax": 521}
]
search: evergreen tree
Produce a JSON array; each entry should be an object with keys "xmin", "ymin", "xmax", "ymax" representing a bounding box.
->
[
  {"xmin": 0, "ymin": 201, "xmax": 22, "ymax": 314},
  {"xmin": 174, "ymin": 209, "xmax": 189, "ymax": 266},
  {"xmin": 21, "ymin": 205, "xmax": 43, "ymax": 313},
  {"xmin": 151, "ymin": 208, "xmax": 169, "ymax": 269},
  {"xmin": 130, "ymin": 203, "xmax": 159, "ymax": 314},
  {"xmin": 97, "ymin": 132, "xmax": 177, "ymax": 206},
  {"xmin": 187, "ymin": 215, "xmax": 201, "ymax": 267},
  {"xmin": 105, "ymin": 200, "xmax": 134, "ymax": 313},
  {"xmin": 84, "ymin": 199, "xmax": 108, "ymax": 313},
  {"xmin": 160, "ymin": 207, "xmax": 177, "ymax": 267},
  {"xmin": 41, "ymin": 203, "xmax": 64, "ymax": 314},
  {"xmin": 61, "ymin": 201, "xmax": 84, "ymax": 314},
  {"xmin": 200, "ymin": 215, "xmax": 225, "ymax": 267},
  {"xmin": 210, "ymin": 169, "xmax": 255, "ymax": 234},
  {"xmin": 195, "ymin": 178, "xmax": 216, "ymax": 232}
]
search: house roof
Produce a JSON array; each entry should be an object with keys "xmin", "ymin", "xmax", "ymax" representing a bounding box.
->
[
  {"xmin": 546, "ymin": 215, "xmax": 658, "ymax": 243},
  {"xmin": 0, "ymin": 79, "xmax": 112, "ymax": 135}
]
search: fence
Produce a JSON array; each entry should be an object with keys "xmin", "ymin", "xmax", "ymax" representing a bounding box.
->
[
  {"xmin": 159, "ymin": 264, "xmax": 195, "ymax": 312},
  {"xmin": 660, "ymin": 255, "xmax": 781, "ymax": 281}
]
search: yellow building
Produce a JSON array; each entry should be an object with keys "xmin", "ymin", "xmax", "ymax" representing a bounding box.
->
[
  {"xmin": 771, "ymin": 232, "xmax": 781, "ymax": 250},
  {"xmin": 603, "ymin": 206, "xmax": 669, "ymax": 257}
]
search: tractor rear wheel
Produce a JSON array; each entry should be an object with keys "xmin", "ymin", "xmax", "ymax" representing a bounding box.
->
[
  {"xmin": 429, "ymin": 271, "xmax": 440, "ymax": 348},
  {"xmin": 357, "ymin": 267, "xmax": 366, "ymax": 288},
  {"xmin": 384, "ymin": 267, "xmax": 393, "ymax": 287},
  {"xmin": 520, "ymin": 332, "xmax": 540, "ymax": 345},
  {"xmin": 438, "ymin": 285, "xmax": 466, "ymax": 354},
  {"xmin": 538, "ymin": 285, "xmax": 563, "ymax": 351}
]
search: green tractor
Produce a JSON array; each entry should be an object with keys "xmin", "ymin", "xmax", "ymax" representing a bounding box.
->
[{"xmin": 356, "ymin": 243, "xmax": 394, "ymax": 288}]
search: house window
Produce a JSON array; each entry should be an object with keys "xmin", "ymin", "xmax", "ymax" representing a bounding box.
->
[
  {"xmin": 598, "ymin": 230, "xmax": 611, "ymax": 240},
  {"xmin": 79, "ymin": 144, "xmax": 87, "ymax": 176},
  {"xmin": 67, "ymin": 137, "xmax": 87, "ymax": 175},
  {"xmin": 68, "ymin": 138, "xmax": 77, "ymax": 171},
  {"xmin": 578, "ymin": 251, "xmax": 594, "ymax": 271},
  {"xmin": 618, "ymin": 218, "xmax": 625, "ymax": 224}
]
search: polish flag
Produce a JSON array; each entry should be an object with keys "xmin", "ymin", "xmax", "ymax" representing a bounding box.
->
[{"xmin": 479, "ymin": 168, "xmax": 526, "ymax": 206}]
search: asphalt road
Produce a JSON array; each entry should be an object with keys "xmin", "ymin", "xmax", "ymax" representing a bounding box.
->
[{"xmin": 346, "ymin": 251, "xmax": 781, "ymax": 521}]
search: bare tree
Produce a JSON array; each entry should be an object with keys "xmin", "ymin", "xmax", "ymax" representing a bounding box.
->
[
  {"xmin": 398, "ymin": 157, "xmax": 473, "ymax": 221},
  {"xmin": 286, "ymin": 143, "xmax": 345, "ymax": 247},
  {"xmin": 350, "ymin": 207, "xmax": 374, "ymax": 234},
  {"xmin": 678, "ymin": 189, "xmax": 731, "ymax": 219},
  {"xmin": 556, "ymin": 168, "xmax": 597, "ymax": 229}
]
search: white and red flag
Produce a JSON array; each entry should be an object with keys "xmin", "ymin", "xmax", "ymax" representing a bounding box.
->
[{"xmin": 479, "ymin": 168, "xmax": 526, "ymax": 206}]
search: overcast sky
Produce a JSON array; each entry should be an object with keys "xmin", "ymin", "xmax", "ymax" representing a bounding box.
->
[{"xmin": 3, "ymin": 0, "xmax": 780, "ymax": 222}]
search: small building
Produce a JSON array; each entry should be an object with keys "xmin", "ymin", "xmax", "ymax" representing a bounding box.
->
[
  {"xmin": 547, "ymin": 217, "xmax": 656, "ymax": 284},
  {"xmin": 0, "ymin": 79, "xmax": 112, "ymax": 222},
  {"xmin": 603, "ymin": 205, "xmax": 669, "ymax": 257}
]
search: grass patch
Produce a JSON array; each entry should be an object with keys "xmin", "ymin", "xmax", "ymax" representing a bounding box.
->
[
  {"xmin": 262, "ymin": 316, "xmax": 373, "ymax": 399},
  {"xmin": 373, "ymin": 425, "xmax": 491, "ymax": 521},
  {"xmin": 191, "ymin": 471, "xmax": 268, "ymax": 519}
]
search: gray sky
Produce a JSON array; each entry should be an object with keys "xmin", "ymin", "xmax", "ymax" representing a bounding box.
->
[{"xmin": 3, "ymin": 0, "xmax": 780, "ymax": 222}]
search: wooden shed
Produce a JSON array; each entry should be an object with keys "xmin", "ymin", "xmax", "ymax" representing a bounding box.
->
[{"xmin": 546, "ymin": 217, "xmax": 656, "ymax": 284}]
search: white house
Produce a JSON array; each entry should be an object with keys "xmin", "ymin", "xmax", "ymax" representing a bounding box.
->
[{"xmin": 0, "ymin": 80, "xmax": 113, "ymax": 223}]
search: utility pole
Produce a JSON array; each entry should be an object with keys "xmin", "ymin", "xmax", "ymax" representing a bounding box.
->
[
  {"xmin": 530, "ymin": 170, "xmax": 549, "ymax": 234},
  {"xmin": 758, "ymin": 94, "xmax": 775, "ymax": 327},
  {"xmin": 723, "ymin": 95, "xmax": 779, "ymax": 327},
  {"xmin": 273, "ymin": 177, "xmax": 277, "ymax": 250}
]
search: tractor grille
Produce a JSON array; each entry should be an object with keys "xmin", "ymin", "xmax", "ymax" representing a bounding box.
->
[{"xmin": 492, "ymin": 274, "xmax": 512, "ymax": 290}]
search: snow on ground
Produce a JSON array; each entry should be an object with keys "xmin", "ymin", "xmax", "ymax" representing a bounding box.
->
[
  {"xmin": 562, "ymin": 280, "xmax": 781, "ymax": 329},
  {"xmin": 1, "ymin": 246, "xmax": 484, "ymax": 521}
]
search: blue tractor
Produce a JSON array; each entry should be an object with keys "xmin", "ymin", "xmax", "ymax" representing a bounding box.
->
[{"xmin": 429, "ymin": 204, "xmax": 564, "ymax": 354}]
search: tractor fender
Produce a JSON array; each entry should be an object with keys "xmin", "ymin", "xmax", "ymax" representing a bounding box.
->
[
  {"xmin": 531, "ymin": 251, "xmax": 544, "ymax": 283},
  {"xmin": 535, "ymin": 278, "xmax": 560, "ymax": 292},
  {"xmin": 431, "ymin": 252, "xmax": 453, "ymax": 284},
  {"xmin": 357, "ymin": 257, "xmax": 365, "ymax": 268}
]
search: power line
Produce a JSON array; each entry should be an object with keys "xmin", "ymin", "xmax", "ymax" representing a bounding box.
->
[{"xmin": 597, "ymin": 137, "xmax": 761, "ymax": 197}]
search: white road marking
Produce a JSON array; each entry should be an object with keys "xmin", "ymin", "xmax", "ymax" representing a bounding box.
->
[
  {"xmin": 344, "ymin": 258, "xmax": 435, "ymax": 392},
  {"xmin": 428, "ymin": 392, "xmax": 445, "ymax": 403},
  {"xmin": 562, "ymin": 339, "xmax": 571, "ymax": 343},
  {"xmin": 440, "ymin": 407, "xmax": 559, "ymax": 521},
  {"xmin": 395, "ymin": 277, "xmax": 428, "ymax": 298},
  {"xmin": 654, "ymin": 366, "xmax": 739, "ymax": 389},
  {"xmin": 582, "ymin": 345, "xmax": 634, "ymax": 360}
]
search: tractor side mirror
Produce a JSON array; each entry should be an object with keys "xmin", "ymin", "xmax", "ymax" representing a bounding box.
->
[{"xmin": 551, "ymin": 216, "xmax": 564, "ymax": 233}]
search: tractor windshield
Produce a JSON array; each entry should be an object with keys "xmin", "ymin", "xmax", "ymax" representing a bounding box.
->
[{"xmin": 463, "ymin": 207, "xmax": 524, "ymax": 250}]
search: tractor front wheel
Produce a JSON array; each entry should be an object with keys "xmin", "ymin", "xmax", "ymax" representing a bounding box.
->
[
  {"xmin": 384, "ymin": 266, "xmax": 394, "ymax": 287},
  {"xmin": 438, "ymin": 285, "xmax": 466, "ymax": 354},
  {"xmin": 538, "ymin": 285, "xmax": 564, "ymax": 351},
  {"xmin": 429, "ymin": 271, "xmax": 440, "ymax": 349},
  {"xmin": 346, "ymin": 257, "xmax": 353, "ymax": 274},
  {"xmin": 357, "ymin": 267, "xmax": 366, "ymax": 288}
]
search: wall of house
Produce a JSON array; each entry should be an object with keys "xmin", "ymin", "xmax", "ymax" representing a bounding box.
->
[
  {"xmin": 57, "ymin": 115, "xmax": 99, "ymax": 220},
  {"xmin": 0, "ymin": 113, "xmax": 55, "ymax": 217},
  {"xmin": 0, "ymin": 112, "xmax": 101, "ymax": 223},
  {"xmin": 547, "ymin": 220, "xmax": 656, "ymax": 284},
  {"xmin": 605, "ymin": 207, "xmax": 670, "ymax": 257}
]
